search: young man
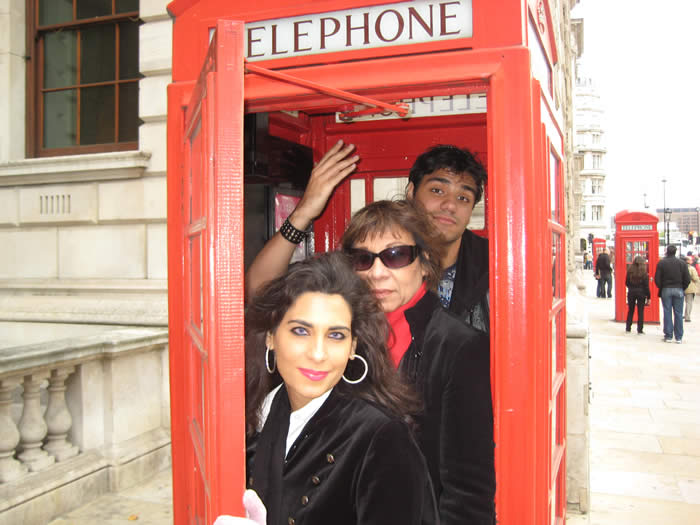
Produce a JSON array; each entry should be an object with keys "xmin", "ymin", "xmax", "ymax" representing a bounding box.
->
[
  {"xmin": 654, "ymin": 245, "xmax": 691, "ymax": 343},
  {"xmin": 246, "ymin": 141, "xmax": 490, "ymax": 333},
  {"xmin": 595, "ymin": 247, "xmax": 613, "ymax": 298}
]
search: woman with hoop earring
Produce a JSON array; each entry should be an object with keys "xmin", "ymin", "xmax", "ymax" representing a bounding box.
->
[{"xmin": 243, "ymin": 251, "xmax": 438, "ymax": 525}]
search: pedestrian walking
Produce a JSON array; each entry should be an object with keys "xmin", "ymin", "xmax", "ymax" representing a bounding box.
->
[
  {"xmin": 625, "ymin": 256, "xmax": 650, "ymax": 334},
  {"xmin": 654, "ymin": 245, "xmax": 691, "ymax": 343},
  {"xmin": 595, "ymin": 247, "xmax": 613, "ymax": 298},
  {"xmin": 683, "ymin": 255, "xmax": 699, "ymax": 322}
]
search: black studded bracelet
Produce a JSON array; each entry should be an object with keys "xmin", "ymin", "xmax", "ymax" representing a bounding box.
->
[{"xmin": 279, "ymin": 218, "xmax": 309, "ymax": 244}]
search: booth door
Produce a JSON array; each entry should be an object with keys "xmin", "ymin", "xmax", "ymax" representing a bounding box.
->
[{"xmin": 167, "ymin": 20, "xmax": 246, "ymax": 524}]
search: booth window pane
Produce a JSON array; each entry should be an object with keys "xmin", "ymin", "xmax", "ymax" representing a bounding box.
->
[
  {"xmin": 550, "ymin": 150, "xmax": 560, "ymax": 222},
  {"xmin": 373, "ymin": 177, "xmax": 407, "ymax": 201},
  {"xmin": 351, "ymin": 179, "xmax": 366, "ymax": 215},
  {"xmin": 470, "ymin": 199, "xmax": 486, "ymax": 230},
  {"xmin": 552, "ymin": 232, "xmax": 562, "ymax": 302}
]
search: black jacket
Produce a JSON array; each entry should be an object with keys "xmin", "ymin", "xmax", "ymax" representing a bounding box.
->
[
  {"xmin": 250, "ymin": 387, "xmax": 439, "ymax": 525},
  {"xmin": 595, "ymin": 252, "xmax": 612, "ymax": 278},
  {"xmin": 625, "ymin": 271, "xmax": 650, "ymax": 300},
  {"xmin": 448, "ymin": 229, "xmax": 490, "ymax": 334},
  {"xmin": 655, "ymin": 255, "xmax": 691, "ymax": 291},
  {"xmin": 401, "ymin": 291, "xmax": 496, "ymax": 525}
]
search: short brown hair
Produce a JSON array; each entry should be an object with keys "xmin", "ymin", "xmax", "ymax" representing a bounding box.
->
[{"xmin": 340, "ymin": 200, "xmax": 444, "ymax": 289}]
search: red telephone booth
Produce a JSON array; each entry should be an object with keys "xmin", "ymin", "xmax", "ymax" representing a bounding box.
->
[
  {"xmin": 592, "ymin": 237, "xmax": 606, "ymax": 262},
  {"xmin": 166, "ymin": 1, "xmax": 568, "ymax": 523},
  {"xmin": 614, "ymin": 210, "xmax": 660, "ymax": 324}
]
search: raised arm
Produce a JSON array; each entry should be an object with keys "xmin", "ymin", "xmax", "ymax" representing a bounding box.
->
[{"xmin": 245, "ymin": 140, "xmax": 359, "ymax": 300}]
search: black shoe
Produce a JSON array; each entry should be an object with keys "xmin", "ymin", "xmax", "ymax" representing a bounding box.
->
[{"xmin": 637, "ymin": 331, "xmax": 644, "ymax": 335}]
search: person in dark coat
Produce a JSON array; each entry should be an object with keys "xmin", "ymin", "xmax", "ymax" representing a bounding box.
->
[
  {"xmin": 655, "ymin": 245, "xmax": 691, "ymax": 343},
  {"xmin": 406, "ymin": 145, "xmax": 490, "ymax": 334},
  {"xmin": 342, "ymin": 200, "xmax": 496, "ymax": 525},
  {"xmin": 595, "ymin": 248, "xmax": 613, "ymax": 298},
  {"xmin": 245, "ymin": 142, "xmax": 491, "ymax": 335},
  {"xmin": 244, "ymin": 252, "xmax": 438, "ymax": 525},
  {"xmin": 625, "ymin": 256, "xmax": 651, "ymax": 334}
]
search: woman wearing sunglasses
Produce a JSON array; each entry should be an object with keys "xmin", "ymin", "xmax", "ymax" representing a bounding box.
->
[
  {"xmin": 341, "ymin": 200, "xmax": 496, "ymax": 525},
  {"xmin": 244, "ymin": 251, "xmax": 439, "ymax": 525}
]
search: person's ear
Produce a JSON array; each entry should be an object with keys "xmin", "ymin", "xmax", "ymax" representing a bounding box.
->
[
  {"xmin": 265, "ymin": 332, "xmax": 273, "ymax": 349},
  {"xmin": 350, "ymin": 337, "xmax": 358, "ymax": 357},
  {"xmin": 406, "ymin": 181, "xmax": 415, "ymax": 200}
]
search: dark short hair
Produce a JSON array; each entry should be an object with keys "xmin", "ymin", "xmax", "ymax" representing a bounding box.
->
[
  {"xmin": 340, "ymin": 200, "xmax": 444, "ymax": 290},
  {"xmin": 667, "ymin": 245, "xmax": 677, "ymax": 256},
  {"xmin": 408, "ymin": 144, "xmax": 487, "ymax": 204},
  {"xmin": 245, "ymin": 251, "xmax": 419, "ymax": 434}
]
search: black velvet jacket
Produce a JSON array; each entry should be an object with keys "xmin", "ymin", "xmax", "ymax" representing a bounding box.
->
[
  {"xmin": 400, "ymin": 290, "xmax": 496, "ymax": 525},
  {"xmin": 249, "ymin": 386, "xmax": 439, "ymax": 525},
  {"xmin": 448, "ymin": 229, "xmax": 490, "ymax": 334}
]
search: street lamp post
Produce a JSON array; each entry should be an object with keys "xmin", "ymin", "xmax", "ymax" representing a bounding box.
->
[{"xmin": 662, "ymin": 178, "xmax": 670, "ymax": 247}]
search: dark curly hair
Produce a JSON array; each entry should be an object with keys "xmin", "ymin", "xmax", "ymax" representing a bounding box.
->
[
  {"xmin": 340, "ymin": 200, "xmax": 444, "ymax": 290},
  {"xmin": 627, "ymin": 255, "xmax": 649, "ymax": 284},
  {"xmin": 408, "ymin": 144, "xmax": 487, "ymax": 204},
  {"xmin": 245, "ymin": 251, "xmax": 420, "ymax": 435}
]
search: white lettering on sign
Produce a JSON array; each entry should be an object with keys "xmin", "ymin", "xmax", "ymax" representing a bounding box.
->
[
  {"xmin": 246, "ymin": 0, "xmax": 472, "ymax": 62},
  {"xmin": 335, "ymin": 93, "xmax": 486, "ymax": 122},
  {"xmin": 621, "ymin": 225, "xmax": 653, "ymax": 231}
]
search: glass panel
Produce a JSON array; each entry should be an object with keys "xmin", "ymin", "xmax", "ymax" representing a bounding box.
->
[
  {"xmin": 116, "ymin": 0, "xmax": 139, "ymax": 13},
  {"xmin": 373, "ymin": 177, "xmax": 407, "ymax": 201},
  {"xmin": 76, "ymin": 0, "xmax": 111, "ymax": 19},
  {"xmin": 470, "ymin": 199, "xmax": 485, "ymax": 230},
  {"xmin": 81, "ymin": 25, "xmax": 116, "ymax": 84},
  {"xmin": 350, "ymin": 179, "xmax": 366, "ymax": 215},
  {"xmin": 44, "ymin": 90, "xmax": 77, "ymax": 148},
  {"xmin": 39, "ymin": 0, "xmax": 73, "ymax": 26},
  {"xmin": 550, "ymin": 150, "xmax": 560, "ymax": 222},
  {"xmin": 118, "ymin": 21, "xmax": 140, "ymax": 80},
  {"xmin": 551, "ymin": 317, "xmax": 557, "ymax": 380},
  {"xmin": 44, "ymin": 31, "xmax": 77, "ymax": 89},
  {"xmin": 118, "ymin": 81, "xmax": 139, "ymax": 142},
  {"xmin": 551, "ymin": 232, "xmax": 561, "ymax": 302},
  {"xmin": 80, "ymin": 85, "xmax": 115, "ymax": 144}
]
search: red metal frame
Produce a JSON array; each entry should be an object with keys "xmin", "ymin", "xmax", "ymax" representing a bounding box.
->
[
  {"xmin": 167, "ymin": 2, "xmax": 567, "ymax": 524},
  {"xmin": 167, "ymin": 20, "xmax": 247, "ymax": 523},
  {"xmin": 614, "ymin": 211, "xmax": 660, "ymax": 324}
]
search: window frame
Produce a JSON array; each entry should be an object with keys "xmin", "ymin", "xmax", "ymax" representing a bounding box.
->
[{"xmin": 25, "ymin": 0, "xmax": 140, "ymax": 158}]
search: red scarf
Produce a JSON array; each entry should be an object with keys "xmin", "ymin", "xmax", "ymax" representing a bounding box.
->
[{"xmin": 386, "ymin": 283, "xmax": 427, "ymax": 368}]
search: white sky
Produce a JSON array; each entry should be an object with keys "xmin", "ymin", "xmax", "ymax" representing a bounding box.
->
[{"xmin": 571, "ymin": 0, "xmax": 700, "ymax": 220}]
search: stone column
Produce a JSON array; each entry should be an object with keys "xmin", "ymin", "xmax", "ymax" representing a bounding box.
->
[
  {"xmin": 0, "ymin": 376, "xmax": 27, "ymax": 482},
  {"xmin": 43, "ymin": 366, "xmax": 79, "ymax": 461},
  {"xmin": 17, "ymin": 372, "xmax": 55, "ymax": 472}
]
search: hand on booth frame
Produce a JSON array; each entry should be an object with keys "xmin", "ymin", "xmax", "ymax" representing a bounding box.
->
[{"xmin": 213, "ymin": 489, "xmax": 267, "ymax": 525}]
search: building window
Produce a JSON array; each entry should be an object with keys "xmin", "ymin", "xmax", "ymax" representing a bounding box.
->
[
  {"xmin": 580, "ymin": 206, "xmax": 586, "ymax": 221},
  {"xmin": 592, "ymin": 205, "xmax": 603, "ymax": 221},
  {"xmin": 27, "ymin": 0, "xmax": 140, "ymax": 157},
  {"xmin": 591, "ymin": 178, "xmax": 603, "ymax": 194},
  {"xmin": 592, "ymin": 133, "xmax": 600, "ymax": 144},
  {"xmin": 592, "ymin": 153, "xmax": 602, "ymax": 169}
]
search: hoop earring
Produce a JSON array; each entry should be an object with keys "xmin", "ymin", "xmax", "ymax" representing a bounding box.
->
[
  {"xmin": 265, "ymin": 346, "xmax": 276, "ymax": 374},
  {"xmin": 342, "ymin": 354, "xmax": 368, "ymax": 384}
]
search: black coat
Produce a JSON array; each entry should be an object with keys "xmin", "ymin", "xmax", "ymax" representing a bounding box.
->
[
  {"xmin": 448, "ymin": 229, "xmax": 490, "ymax": 334},
  {"xmin": 595, "ymin": 252, "xmax": 612, "ymax": 278},
  {"xmin": 401, "ymin": 291, "xmax": 496, "ymax": 525},
  {"xmin": 249, "ymin": 387, "xmax": 439, "ymax": 525},
  {"xmin": 654, "ymin": 255, "xmax": 691, "ymax": 291}
]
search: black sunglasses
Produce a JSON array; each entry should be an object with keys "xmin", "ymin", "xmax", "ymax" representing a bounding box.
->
[{"xmin": 347, "ymin": 245, "xmax": 420, "ymax": 271}]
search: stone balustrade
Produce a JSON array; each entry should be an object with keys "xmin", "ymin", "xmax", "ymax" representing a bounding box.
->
[{"xmin": 0, "ymin": 326, "xmax": 170, "ymax": 524}]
